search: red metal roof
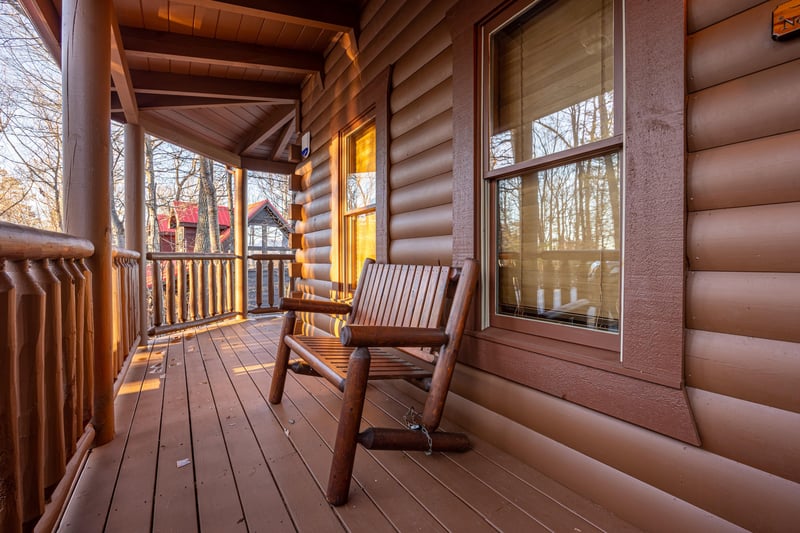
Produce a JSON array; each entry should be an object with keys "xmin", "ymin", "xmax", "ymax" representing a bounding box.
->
[{"xmin": 172, "ymin": 200, "xmax": 231, "ymax": 228}]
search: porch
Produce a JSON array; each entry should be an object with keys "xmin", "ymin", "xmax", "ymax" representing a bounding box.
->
[{"xmin": 58, "ymin": 316, "xmax": 637, "ymax": 532}]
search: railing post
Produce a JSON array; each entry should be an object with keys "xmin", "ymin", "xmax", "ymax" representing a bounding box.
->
[
  {"xmin": 234, "ymin": 168, "xmax": 248, "ymax": 317},
  {"xmin": 62, "ymin": 0, "xmax": 114, "ymax": 444},
  {"xmin": 124, "ymin": 123, "xmax": 148, "ymax": 345}
]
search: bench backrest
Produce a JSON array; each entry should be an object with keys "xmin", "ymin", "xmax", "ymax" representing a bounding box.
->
[
  {"xmin": 348, "ymin": 260, "xmax": 456, "ymax": 362},
  {"xmin": 350, "ymin": 262, "xmax": 452, "ymax": 327}
]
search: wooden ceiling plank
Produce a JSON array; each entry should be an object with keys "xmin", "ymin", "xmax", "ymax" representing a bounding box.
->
[
  {"xmin": 129, "ymin": 70, "xmax": 299, "ymax": 102},
  {"xmin": 236, "ymin": 105, "xmax": 294, "ymax": 155},
  {"xmin": 139, "ymin": 113, "xmax": 242, "ymax": 168},
  {"xmin": 120, "ymin": 26, "xmax": 324, "ymax": 75},
  {"xmin": 111, "ymin": 12, "xmax": 140, "ymax": 123},
  {"xmin": 134, "ymin": 94, "xmax": 270, "ymax": 110},
  {"xmin": 172, "ymin": 0, "xmax": 359, "ymax": 32}
]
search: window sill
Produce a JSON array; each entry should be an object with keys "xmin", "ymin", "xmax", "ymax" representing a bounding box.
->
[{"xmin": 460, "ymin": 327, "xmax": 700, "ymax": 445}]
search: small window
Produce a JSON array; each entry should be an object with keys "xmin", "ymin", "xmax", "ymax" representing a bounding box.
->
[
  {"xmin": 341, "ymin": 119, "xmax": 377, "ymax": 292},
  {"xmin": 485, "ymin": 0, "xmax": 621, "ymax": 347}
]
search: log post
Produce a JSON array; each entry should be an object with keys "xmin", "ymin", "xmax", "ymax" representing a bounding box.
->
[
  {"xmin": 62, "ymin": 0, "xmax": 114, "ymax": 445},
  {"xmin": 124, "ymin": 123, "xmax": 148, "ymax": 345},
  {"xmin": 234, "ymin": 168, "xmax": 248, "ymax": 316}
]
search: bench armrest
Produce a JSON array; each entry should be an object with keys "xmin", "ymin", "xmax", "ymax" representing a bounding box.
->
[
  {"xmin": 340, "ymin": 325, "xmax": 448, "ymax": 348},
  {"xmin": 280, "ymin": 297, "xmax": 352, "ymax": 315}
]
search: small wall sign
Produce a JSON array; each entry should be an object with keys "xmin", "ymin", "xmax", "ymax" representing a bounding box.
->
[{"xmin": 773, "ymin": 1, "xmax": 800, "ymax": 41}]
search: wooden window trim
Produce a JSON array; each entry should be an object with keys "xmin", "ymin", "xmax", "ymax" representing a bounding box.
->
[
  {"xmin": 330, "ymin": 67, "xmax": 391, "ymax": 294},
  {"xmin": 448, "ymin": 0, "xmax": 699, "ymax": 445}
]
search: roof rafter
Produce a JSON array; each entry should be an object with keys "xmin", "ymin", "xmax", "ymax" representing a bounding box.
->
[
  {"xmin": 17, "ymin": 0, "xmax": 61, "ymax": 65},
  {"xmin": 120, "ymin": 26, "xmax": 323, "ymax": 75},
  {"xmin": 236, "ymin": 105, "xmax": 295, "ymax": 155},
  {"xmin": 173, "ymin": 0, "xmax": 359, "ymax": 32},
  {"xmin": 110, "ymin": 13, "xmax": 139, "ymax": 123},
  {"xmin": 129, "ymin": 70, "xmax": 299, "ymax": 102},
  {"xmin": 271, "ymin": 118, "xmax": 296, "ymax": 161}
]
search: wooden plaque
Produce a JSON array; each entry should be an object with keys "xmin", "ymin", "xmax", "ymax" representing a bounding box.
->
[{"xmin": 773, "ymin": 1, "xmax": 800, "ymax": 41}]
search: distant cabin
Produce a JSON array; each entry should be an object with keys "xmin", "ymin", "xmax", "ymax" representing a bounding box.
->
[{"xmin": 156, "ymin": 199, "xmax": 290, "ymax": 253}]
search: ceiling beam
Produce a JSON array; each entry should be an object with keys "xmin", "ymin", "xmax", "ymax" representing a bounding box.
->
[
  {"xmin": 129, "ymin": 70, "xmax": 299, "ymax": 102},
  {"xmin": 173, "ymin": 0, "xmax": 359, "ymax": 32},
  {"xmin": 236, "ymin": 105, "xmax": 295, "ymax": 155},
  {"xmin": 240, "ymin": 156, "xmax": 297, "ymax": 174},
  {"xmin": 110, "ymin": 13, "xmax": 139, "ymax": 124},
  {"xmin": 120, "ymin": 26, "xmax": 323, "ymax": 75}
]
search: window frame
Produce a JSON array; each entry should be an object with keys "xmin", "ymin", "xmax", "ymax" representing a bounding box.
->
[
  {"xmin": 329, "ymin": 67, "xmax": 391, "ymax": 297},
  {"xmin": 482, "ymin": 0, "xmax": 624, "ymax": 351},
  {"xmin": 448, "ymin": 0, "xmax": 698, "ymax": 444},
  {"xmin": 340, "ymin": 116, "xmax": 378, "ymax": 293}
]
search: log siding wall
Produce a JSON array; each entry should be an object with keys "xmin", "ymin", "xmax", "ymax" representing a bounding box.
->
[
  {"xmin": 685, "ymin": 0, "xmax": 800, "ymax": 488},
  {"xmin": 296, "ymin": 0, "xmax": 457, "ymax": 322},
  {"xmin": 293, "ymin": 0, "xmax": 800, "ymax": 530}
]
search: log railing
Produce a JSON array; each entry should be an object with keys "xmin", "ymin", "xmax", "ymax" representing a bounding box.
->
[
  {"xmin": 498, "ymin": 249, "xmax": 621, "ymax": 330},
  {"xmin": 147, "ymin": 252, "xmax": 237, "ymax": 336},
  {"xmin": 0, "ymin": 221, "xmax": 97, "ymax": 532},
  {"xmin": 248, "ymin": 252, "xmax": 296, "ymax": 314},
  {"xmin": 112, "ymin": 248, "xmax": 142, "ymax": 380}
]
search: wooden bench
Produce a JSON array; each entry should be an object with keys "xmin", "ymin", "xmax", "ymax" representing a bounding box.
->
[{"xmin": 268, "ymin": 258, "xmax": 479, "ymax": 505}]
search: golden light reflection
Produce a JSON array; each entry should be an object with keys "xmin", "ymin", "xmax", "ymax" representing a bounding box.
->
[
  {"xmin": 232, "ymin": 362, "xmax": 278, "ymax": 375},
  {"xmin": 118, "ymin": 378, "xmax": 162, "ymax": 395}
]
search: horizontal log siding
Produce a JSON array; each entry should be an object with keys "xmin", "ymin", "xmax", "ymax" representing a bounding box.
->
[
  {"xmin": 687, "ymin": 0, "xmax": 764, "ymax": 33},
  {"xmin": 685, "ymin": 329, "xmax": 799, "ymax": 413},
  {"xmin": 687, "ymin": 130, "xmax": 800, "ymax": 211},
  {"xmin": 683, "ymin": 0, "xmax": 800, "ymax": 514},
  {"xmin": 295, "ymin": 0, "xmax": 457, "ymax": 333}
]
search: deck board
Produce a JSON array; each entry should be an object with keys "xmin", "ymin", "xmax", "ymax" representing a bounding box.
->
[{"xmin": 58, "ymin": 316, "xmax": 639, "ymax": 533}]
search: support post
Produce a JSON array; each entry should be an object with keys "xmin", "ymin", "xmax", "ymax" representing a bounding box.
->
[
  {"xmin": 234, "ymin": 167, "xmax": 248, "ymax": 316},
  {"xmin": 124, "ymin": 123, "xmax": 148, "ymax": 345},
  {"xmin": 62, "ymin": 0, "xmax": 114, "ymax": 444}
]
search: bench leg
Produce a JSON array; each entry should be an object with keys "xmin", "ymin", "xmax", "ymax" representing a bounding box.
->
[
  {"xmin": 269, "ymin": 311, "xmax": 296, "ymax": 404},
  {"xmin": 326, "ymin": 346, "xmax": 370, "ymax": 506}
]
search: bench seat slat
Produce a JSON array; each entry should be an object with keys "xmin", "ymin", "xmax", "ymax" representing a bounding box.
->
[{"xmin": 286, "ymin": 336, "xmax": 433, "ymax": 391}]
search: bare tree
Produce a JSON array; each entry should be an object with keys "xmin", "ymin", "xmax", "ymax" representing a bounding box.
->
[{"xmin": 194, "ymin": 156, "xmax": 220, "ymax": 253}]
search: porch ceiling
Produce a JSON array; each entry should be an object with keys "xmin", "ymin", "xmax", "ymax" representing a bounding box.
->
[{"xmin": 18, "ymin": 0, "xmax": 361, "ymax": 173}]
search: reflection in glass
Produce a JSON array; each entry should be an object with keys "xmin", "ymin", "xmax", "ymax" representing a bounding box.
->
[
  {"xmin": 496, "ymin": 154, "xmax": 620, "ymax": 331},
  {"xmin": 490, "ymin": 0, "xmax": 614, "ymax": 170},
  {"xmin": 343, "ymin": 120, "xmax": 377, "ymax": 290}
]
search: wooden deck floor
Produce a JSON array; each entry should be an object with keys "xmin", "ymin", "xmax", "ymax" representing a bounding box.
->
[{"xmin": 57, "ymin": 316, "xmax": 638, "ymax": 532}]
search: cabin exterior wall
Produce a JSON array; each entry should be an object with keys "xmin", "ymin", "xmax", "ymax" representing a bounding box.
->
[{"xmin": 295, "ymin": 0, "xmax": 800, "ymax": 530}]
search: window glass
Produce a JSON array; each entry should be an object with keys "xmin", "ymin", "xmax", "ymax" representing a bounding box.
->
[
  {"xmin": 487, "ymin": 0, "xmax": 619, "ymax": 336},
  {"xmin": 342, "ymin": 120, "xmax": 377, "ymax": 290},
  {"xmin": 490, "ymin": 0, "xmax": 615, "ymax": 170},
  {"xmin": 496, "ymin": 154, "xmax": 620, "ymax": 331}
]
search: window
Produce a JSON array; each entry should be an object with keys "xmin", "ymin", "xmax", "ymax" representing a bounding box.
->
[
  {"xmin": 449, "ymin": 0, "xmax": 694, "ymax": 443},
  {"xmin": 485, "ymin": 0, "xmax": 621, "ymax": 348},
  {"xmin": 341, "ymin": 119, "xmax": 377, "ymax": 292}
]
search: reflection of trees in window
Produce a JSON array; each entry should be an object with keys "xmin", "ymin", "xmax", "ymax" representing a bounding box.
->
[{"xmin": 342, "ymin": 119, "xmax": 377, "ymax": 291}]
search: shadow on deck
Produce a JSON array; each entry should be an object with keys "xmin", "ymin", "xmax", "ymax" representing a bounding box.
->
[{"xmin": 57, "ymin": 316, "xmax": 638, "ymax": 532}]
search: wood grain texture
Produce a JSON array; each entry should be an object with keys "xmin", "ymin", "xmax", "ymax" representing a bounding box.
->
[
  {"xmin": 689, "ymin": 387, "xmax": 800, "ymax": 483},
  {"xmin": 688, "ymin": 202, "xmax": 800, "ymax": 272},
  {"xmin": 685, "ymin": 329, "xmax": 800, "ymax": 413},
  {"xmin": 687, "ymin": 130, "xmax": 800, "ymax": 211},
  {"xmin": 687, "ymin": 271, "xmax": 800, "ymax": 343},
  {"xmin": 688, "ymin": 0, "xmax": 800, "ymax": 92},
  {"xmin": 688, "ymin": 60, "xmax": 800, "ymax": 152}
]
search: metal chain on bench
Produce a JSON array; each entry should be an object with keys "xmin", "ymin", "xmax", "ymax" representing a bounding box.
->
[{"xmin": 403, "ymin": 406, "xmax": 433, "ymax": 456}]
